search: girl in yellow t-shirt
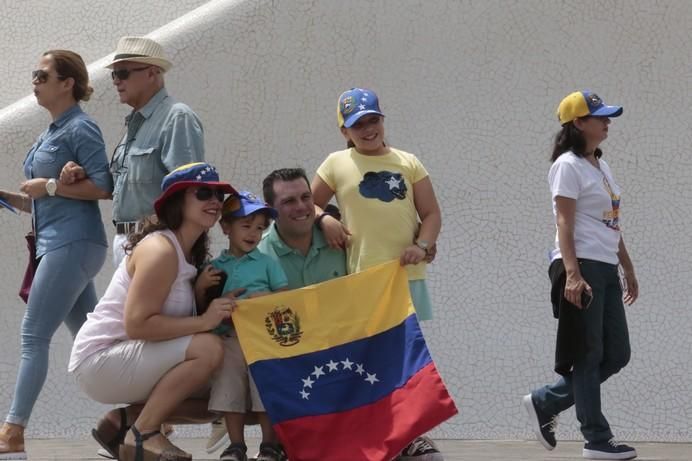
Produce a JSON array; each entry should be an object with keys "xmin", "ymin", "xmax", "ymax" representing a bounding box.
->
[{"xmin": 311, "ymin": 88, "xmax": 442, "ymax": 321}]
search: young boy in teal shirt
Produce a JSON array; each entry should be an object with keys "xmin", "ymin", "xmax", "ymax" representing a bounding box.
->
[{"xmin": 195, "ymin": 191, "xmax": 288, "ymax": 461}]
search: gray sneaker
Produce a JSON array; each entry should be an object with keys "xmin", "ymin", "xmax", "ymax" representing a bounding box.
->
[
  {"xmin": 396, "ymin": 435, "xmax": 444, "ymax": 461},
  {"xmin": 220, "ymin": 442, "xmax": 248, "ymax": 461}
]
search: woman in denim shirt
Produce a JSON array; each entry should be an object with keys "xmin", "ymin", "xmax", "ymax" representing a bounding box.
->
[{"xmin": 0, "ymin": 50, "xmax": 112, "ymax": 459}]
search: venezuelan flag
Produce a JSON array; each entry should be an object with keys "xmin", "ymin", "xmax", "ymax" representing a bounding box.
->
[{"xmin": 233, "ymin": 260, "xmax": 458, "ymax": 461}]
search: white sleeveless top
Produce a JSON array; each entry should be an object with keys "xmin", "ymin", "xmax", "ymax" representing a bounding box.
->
[{"xmin": 69, "ymin": 230, "xmax": 198, "ymax": 372}]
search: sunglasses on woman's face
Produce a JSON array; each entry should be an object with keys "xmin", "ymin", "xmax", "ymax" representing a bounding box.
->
[
  {"xmin": 110, "ymin": 66, "xmax": 151, "ymax": 81},
  {"xmin": 32, "ymin": 69, "xmax": 65, "ymax": 84},
  {"xmin": 194, "ymin": 187, "xmax": 225, "ymax": 202}
]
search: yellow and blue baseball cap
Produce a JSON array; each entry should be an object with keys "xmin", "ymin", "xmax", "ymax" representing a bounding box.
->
[
  {"xmin": 154, "ymin": 162, "xmax": 236, "ymax": 216},
  {"xmin": 222, "ymin": 190, "xmax": 277, "ymax": 219},
  {"xmin": 557, "ymin": 91, "xmax": 623, "ymax": 125},
  {"xmin": 337, "ymin": 88, "xmax": 384, "ymax": 128}
]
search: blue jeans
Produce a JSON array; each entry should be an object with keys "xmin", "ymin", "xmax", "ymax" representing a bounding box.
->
[
  {"xmin": 5, "ymin": 240, "xmax": 106, "ymax": 427},
  {"xmin": 532, "ymin": 260, "xmax": 630, "ymax": 443}
]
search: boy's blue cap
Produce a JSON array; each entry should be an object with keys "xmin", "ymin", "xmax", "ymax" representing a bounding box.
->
[
  {"xmin": 222, "ymin": 190, "xmax": 277, "ymax": 219},
  {"xmin": 337, "ymin": 88, "xmax": 384, "ymax": 128}
]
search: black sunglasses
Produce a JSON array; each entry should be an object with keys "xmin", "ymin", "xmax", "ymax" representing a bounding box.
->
[
  {"xmin": 194, "ymin": 187, "xmax": 225, "ymax": 202},
  {"xmin": 111, "ymin": 66, "xmax": 151, "ymax": 81},
  {"xmin": 32, "ymin": 69, "xmax": 65, "ymax": 84}
]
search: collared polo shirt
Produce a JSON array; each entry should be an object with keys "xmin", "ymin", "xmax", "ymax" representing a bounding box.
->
[
  {"xmin": 23, "ymin": 104, "xmax": 112, "ymax": 257},
  {"xmin": 258, "ymin": 225, "xmax": 347, "ymax": 289},
  {"xmin": 111, "ymin": 87, "xmax": 204, "ymax": 222},
  {"xmin": 210, "ymin": 247, "xmax": 288, "ymax": 297}
]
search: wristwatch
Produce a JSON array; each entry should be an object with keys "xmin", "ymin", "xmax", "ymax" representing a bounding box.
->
[
  {"xmin": 415, "ymin": 239, "xmax": 430, "ymax": 253},
  {"xmin": 45, "ymin": 178, "xmax": 58, "ymax": 196}
]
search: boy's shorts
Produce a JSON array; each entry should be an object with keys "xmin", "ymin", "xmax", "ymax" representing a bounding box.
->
[{"xmin": 208, "ymin": 330, "xmax": 264, "ymax": 413}]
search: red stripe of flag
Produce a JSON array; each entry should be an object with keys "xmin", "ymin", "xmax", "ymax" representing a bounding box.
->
[{"xmin": 275, "ymin": 362, "xmax": 458, "ymax": 461}]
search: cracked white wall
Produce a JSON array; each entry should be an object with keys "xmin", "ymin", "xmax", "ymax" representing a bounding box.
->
[{"xmin": 0, "ymin": 0, "xmax": 690, "ymax": 441}]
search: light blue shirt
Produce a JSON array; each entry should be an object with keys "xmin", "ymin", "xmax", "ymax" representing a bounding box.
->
[
  {"xmin": 210, "ymin": 247, "xmax": 288, "ymax": 297},
  {"xmin": 111, "ymin": 88, "xmax": 204, "ymax": 222},
  {"xmin": 23, "ymin": 105, "xmax": 112, "ymax": 257}
]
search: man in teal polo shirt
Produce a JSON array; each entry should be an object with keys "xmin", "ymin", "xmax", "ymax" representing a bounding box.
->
[
  {"xmin": 257, "ymin": 168, "xmax": 346, "ymax": 288},
  {"xmin": 257, "ymin": 167, "xmax": 444, "ymax": 461}
]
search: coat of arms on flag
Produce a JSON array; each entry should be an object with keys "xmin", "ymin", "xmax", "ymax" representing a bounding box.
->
[{"xmin": 233, "ymin": 261, "xmax": 458, "ymax": 461}]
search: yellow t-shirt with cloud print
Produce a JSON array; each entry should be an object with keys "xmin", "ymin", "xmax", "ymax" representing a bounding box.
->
[{"xmin": 316, "ymin": 147, "xmax": 428, "ymax": 280}]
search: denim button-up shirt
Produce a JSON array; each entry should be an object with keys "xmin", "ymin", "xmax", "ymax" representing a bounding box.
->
[
  {"xmin": 23, "ymin": 105, "xmax": 112, "ymax": 257},
  {"xmin": 110, "ymin": 88, "xmax": 204, "ymax": 222}
]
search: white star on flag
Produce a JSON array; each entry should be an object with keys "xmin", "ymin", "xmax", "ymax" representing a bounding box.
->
[
  {"xmin": 326, "ymin": 360, "xmax": 339, "ymax": 372},
  {"xmin": 302, "ymin": 376, "xmax": 315, "ymax": 388},
  {"xmin": 365, "ymin": 373, "xmax": 379, "ymax": 385},
  {"xmin": 361, "ymin": 97, "xmax": 367, "ymax": 102},
  {"xmin": 385, "ymin": 176, "xmax": 401, "ymax": 190},
  {"xmin": 196, "ymin": 175, "xmax": 202, "ymax": 180},
  {"xmin": 355, "ymin": 364, "xmax": 365, "ymax": 375},
  {"xmin": 341, "ymin": 358, "xmax": 354, "ymax": 370},
  {"xmin": 300, "ymin": 390, "xmax": 310, "ymax": 400},
  {"xmin": 358, "ymin": 104, "xmax": 366, "ymax": 110},
  {"xmin": 312, "ymin": 366, "xmax": 325, "ymax": 378}
]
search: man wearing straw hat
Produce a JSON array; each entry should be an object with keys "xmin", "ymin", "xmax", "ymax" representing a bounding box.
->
[{"xmin": 61, "ymin": 36, "xmax": 204, "ymax": 266}]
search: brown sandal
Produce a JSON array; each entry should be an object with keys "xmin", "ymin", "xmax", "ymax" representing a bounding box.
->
[
  {"xmin": 92, "ymin": 407, "xmax": 129, "ymax": 459},
  {"xmin": 119, "ymin": 426, "xmax": 191, "ymax": 461},
  {"xmin": 0, "ymin": 424, "xmax": 26, "ymax": 459}
]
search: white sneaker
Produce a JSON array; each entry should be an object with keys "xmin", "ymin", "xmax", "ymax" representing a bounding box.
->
[{"xmin": 206, "ymin": 419, "xmax": 230, "ymax": 454}]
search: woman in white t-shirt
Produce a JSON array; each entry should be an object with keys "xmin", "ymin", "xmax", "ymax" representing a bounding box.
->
[
  {"xmin": 522, "ymin": 92, "xmax": 639, "ymax": 461},
  {"xmin": 69, "ymin": 162, "xmax": 237, "ymax": 461}
]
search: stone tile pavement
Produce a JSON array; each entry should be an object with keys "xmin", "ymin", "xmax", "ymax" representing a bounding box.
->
[{"xmin": 22, "ymin": 438, "xmax": 692, "ymax": 460}]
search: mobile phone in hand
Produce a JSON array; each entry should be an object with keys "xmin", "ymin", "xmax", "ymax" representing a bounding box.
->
[{"xmin": 581, "ymin": 290, "xmax": 593, "ymax": 309}]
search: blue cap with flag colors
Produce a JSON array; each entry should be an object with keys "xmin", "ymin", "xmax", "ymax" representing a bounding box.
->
[
  {"xmin": 557, "ymin": 91, "xmax": 623, "ymax": 125},
  {"xmin": 222, "ymin": 190, "xmax": 277, "ymax": 219},
  {"xmin": 337, "ymin": 88, "xmax": 385, "ymax": 128},
  {"xmin": 154, "ymin": 162, "xmax": 236, "ymax": 216}
]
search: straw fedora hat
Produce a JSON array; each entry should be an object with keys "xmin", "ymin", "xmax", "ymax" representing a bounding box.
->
[{"xmin": 106, "ymin": 36, "xmax": 173, "ymax": 72}]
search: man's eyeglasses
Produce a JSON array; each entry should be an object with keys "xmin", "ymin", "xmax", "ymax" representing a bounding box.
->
[
  {"xmin": 32, "ymin": 69, "xmax": 65, "ymax": 84},
  {"xmin": 194, "ymin": 187, "xmax": 225, "ymax": 203},
  {"xmin": 111, "ymin": 66, "xmax": 151, "ymax": 81}
]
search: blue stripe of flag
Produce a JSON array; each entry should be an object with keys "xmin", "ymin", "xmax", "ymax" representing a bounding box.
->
[{"xmin": 249, "ymin": 314, "xmax": 432, "ymax": 423}]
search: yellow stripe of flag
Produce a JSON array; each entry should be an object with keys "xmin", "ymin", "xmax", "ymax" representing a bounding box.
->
[{"xmin": 233, "ymin": 260, "xmax": 415, "ymax": 365}]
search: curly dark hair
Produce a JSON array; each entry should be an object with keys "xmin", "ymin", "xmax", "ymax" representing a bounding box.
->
[{"xmin": 125, "ymin": 190, "xmax": 210, "ymax": 268}]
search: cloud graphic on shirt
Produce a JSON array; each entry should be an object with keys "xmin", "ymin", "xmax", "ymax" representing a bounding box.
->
[{"xmin": 358, "ymin": 171, "xmax": 407, "ymax": 202}]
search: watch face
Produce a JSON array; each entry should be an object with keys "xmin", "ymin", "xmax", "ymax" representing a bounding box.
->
[{"xmin": 46, "ymin": 179, "xmax": 57, "ymax": 195}]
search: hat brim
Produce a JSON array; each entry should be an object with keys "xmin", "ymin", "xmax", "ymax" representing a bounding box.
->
[
  {"xmin": 154, "ymin": 181, "xmax": 237, "ymax": 217},
  {"xmin": 343, "ymin": 110, "xmax": 385, "ymax": 128},
  {"xmin": 106, "ymin": 56, "xmax": 173, "ymax": 72},
  {"xmin": 226, "ymin": 203, "xmax": 278, "ymax": 219},
  {"xmin": 591, "ymin": 105, "xmax": 623, "ymax": 118}
]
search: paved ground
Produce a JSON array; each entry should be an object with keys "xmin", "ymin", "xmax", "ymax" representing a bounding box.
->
[{"xmin": 22, "ymin": 438, "xmax": 692, "ymax": 460}]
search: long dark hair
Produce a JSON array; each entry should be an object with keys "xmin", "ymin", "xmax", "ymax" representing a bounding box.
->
[
  {"xmin": 551, "ymin": 119, "xmax": 602, "ymax": 162},
  {"xmin": 125, "ymin": 190, "xmax": 210, "ymax": 268}
]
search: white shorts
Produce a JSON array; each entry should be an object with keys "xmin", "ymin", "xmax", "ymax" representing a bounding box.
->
[
  {"xmin": 73, "ymin": 336, "xmax": 193, "ymax": 404},
  {"xmin": 208, "ymin": 331, "xmax": 264, "ymax": 413}
]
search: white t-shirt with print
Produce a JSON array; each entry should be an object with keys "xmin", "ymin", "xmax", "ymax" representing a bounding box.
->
[{"xmin": 548, "ymin": 151, "xmax": 621, "ymax": 265}]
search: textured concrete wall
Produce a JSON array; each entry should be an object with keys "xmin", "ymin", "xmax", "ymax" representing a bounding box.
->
[
  {"xmin": 0, "ymin": 0, "xmax": 208, "ymax": 108},
  {"xmin": 1, "ymin": 0, "xmax": 691, "ymax": 442}
]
